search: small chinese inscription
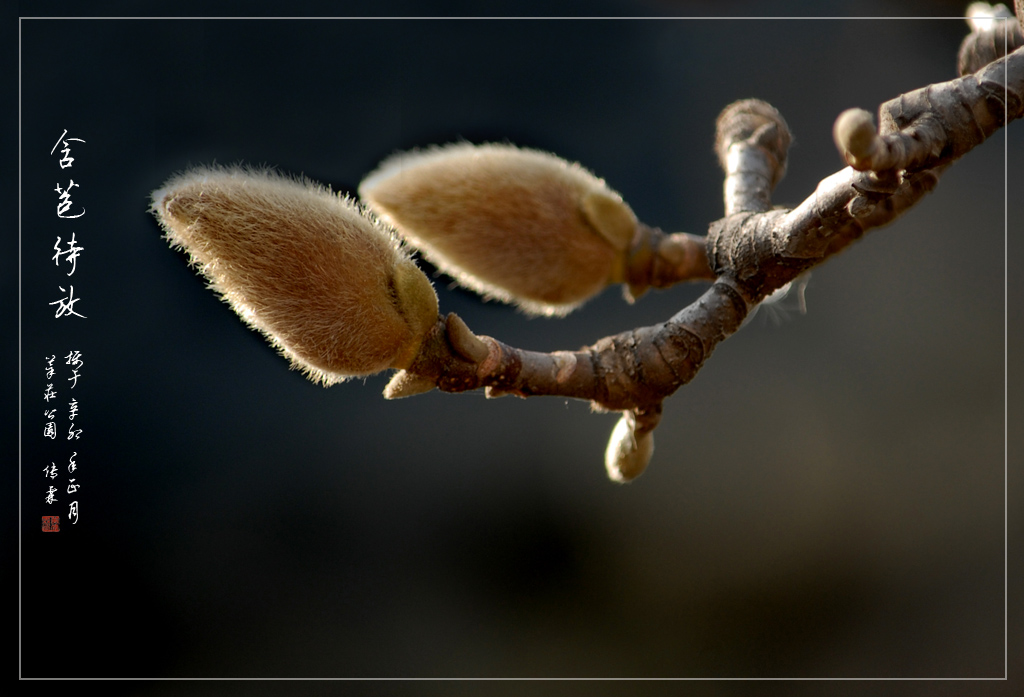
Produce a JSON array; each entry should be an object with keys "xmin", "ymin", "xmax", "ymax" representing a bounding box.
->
[{"xmin": 42, "ymin": 353, "xmax": 84, "ymax": 526}]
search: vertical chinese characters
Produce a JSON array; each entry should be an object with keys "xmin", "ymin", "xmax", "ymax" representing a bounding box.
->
[
  {"xmin": 43, "ymin": 355, "xmax": 57, "ymax": 442},
  {"xmin": 49, "ymin": 130, "xmax": 86, "ymax": 319},
  {"xmin": 43, "ymin": 357, "xmax": 58, "ymax": 514},
  {"xmin": 43, "ymin": 129, "xmax": 88, "ymax": 529},
  {"xmin": 65, "ymin": 351, "xmax": 82, "ymax": 524}
]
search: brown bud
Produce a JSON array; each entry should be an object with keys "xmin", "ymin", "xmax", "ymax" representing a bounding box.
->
[
  {"xmin": 359, "ymin": 143, "xmax": 638, "ymax": 316},
  {"xmin": 151, "ymin": 166, "xmax": 438, "ymax": 385}
]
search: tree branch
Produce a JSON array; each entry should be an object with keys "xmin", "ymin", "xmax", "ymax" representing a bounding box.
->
[{"xmin": 387, "ymin": 25, "xmax": 1021, "ymax": 480}]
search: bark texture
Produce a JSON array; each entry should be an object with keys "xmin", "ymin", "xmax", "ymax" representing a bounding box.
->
[{"xmin": 387, "ymin": 24, "xmax": 1022, "ymax": 480}]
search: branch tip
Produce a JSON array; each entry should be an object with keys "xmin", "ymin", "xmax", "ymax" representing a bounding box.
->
[
  {"xmin": 716, "ymin": 100, "xmax": 792, "ymax": 215},
  {"xmin": 715, "ymin": 99, "xmax": 791, "ymax": 185},
  {"xmin": 959, "ymin": 4, "xmax": 1024, "ymax": 75},
  {"xmin": 833, "ymin": 108, "xmax": 878, "ymax": 168},
  {"xmin": 966, "ymin": 2, "xmax": 1014, "ymax": 32}
]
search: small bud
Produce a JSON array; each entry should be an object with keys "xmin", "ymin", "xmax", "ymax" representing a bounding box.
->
[
  {"xmin": 359, "ymin": 143, "xmax": 639, "ymax": 316},
  {"xmin": 151, "ymin": 166, "xmax": 438, "ymax": 385},
  {"xmin": 965, "ymin": 2, "xmax": 1013, "ymax": 32},
  {"xmin": 383, "ymin": 369, "xmax": 437, "ymax": 399},
  {"xmin": 833, "ymin": 108, "xmax": 878, "ymax": 168},
  {"xmin": 445, "ymin": 312, "xmax": 491, "ymax": 363},
  {"xmin": 605, "ymin": 412, "xmax": 654, "ymax": 483}
]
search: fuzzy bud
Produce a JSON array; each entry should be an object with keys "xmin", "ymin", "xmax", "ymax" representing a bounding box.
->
[
  {"xmin": 359, "ymin": 143, "xmax": 639, "ymax": 316},
  {"xmin": 151, "ymin": 166, "xmax": 438, "ymax": 385},
  {"xmin": 605, "ymin": 411, "xmax": 655, "ymax": 483}
]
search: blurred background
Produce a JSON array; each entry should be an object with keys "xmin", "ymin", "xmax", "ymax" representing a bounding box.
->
[{"xmin": 11, "ymin": 0, "xmax": 1020, "ymax": 692}]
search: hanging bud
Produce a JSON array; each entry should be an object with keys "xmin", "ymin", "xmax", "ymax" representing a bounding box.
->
[
  {"xmin": 151, "ymin": 166, "xmax": 438, "ymax": 385},
  {"xmin": 605, "ymin": 411, "xmax": 655, "ymax": 483},
  {"xmin": 359, "ymin": 143, "xmax": 639, "ymax": 316}
]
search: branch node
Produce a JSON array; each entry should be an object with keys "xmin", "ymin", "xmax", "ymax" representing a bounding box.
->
[
  {"xmin": 623, "ymin": 224, "xmax": 714, "ymax": 301},
  {"xmin": 552, "ymin": 351, "xmax": 578, "ymax": 383},
  {"xmin": 846, "ymin": 194, "xmax": 877, "ymax": 218},
  {"xmin": 476, "ymin": 337, "xmax": 503, "ymax": 378}
]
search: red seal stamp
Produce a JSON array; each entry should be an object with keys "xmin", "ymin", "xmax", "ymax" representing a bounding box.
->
[{"xmin": 42, "ymin": 516, "xmax": 60, "ymax": 532}]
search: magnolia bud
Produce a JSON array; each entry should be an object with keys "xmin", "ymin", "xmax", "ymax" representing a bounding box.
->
[
  {"xmin": 605, "ymin": 412, "xmax": 654, "ymax": 483},
  {"xmin": 151, "ymin": 166, "xmax": 438, "ymax": 385},
  {"xmin": 359, "ymin": 143, "xmax": 639, "ymax": 316}
]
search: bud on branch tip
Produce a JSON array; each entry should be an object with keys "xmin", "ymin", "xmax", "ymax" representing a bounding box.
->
[
  {"xmin": 833, "ymin": 108, "xmax": 879, "ymax": 169},
  {"xmin": 151, "ymin": 166, "xmax": 438, "ymax": 385}
]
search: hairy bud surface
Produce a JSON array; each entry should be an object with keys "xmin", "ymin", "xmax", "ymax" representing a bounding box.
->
[
  {"xmin": 152, "ymin": 166, "xmax": 438, "ymax": 384},
  {"xmin": 360, "ymin": 143, "xmax": 638, "ymax": 316}
]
